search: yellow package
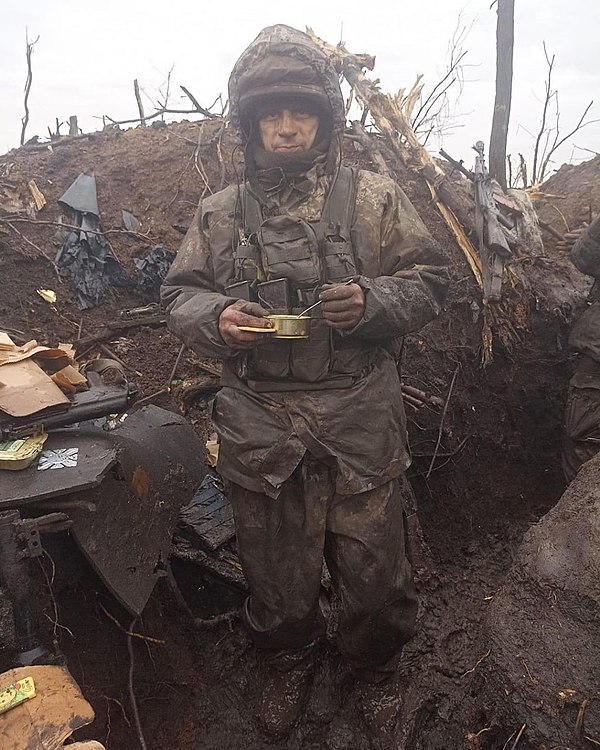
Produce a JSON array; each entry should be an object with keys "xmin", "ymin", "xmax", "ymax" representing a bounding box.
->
[{"xmin": 0, "ymin": 676, "xmax": 36, "ymax": 715}]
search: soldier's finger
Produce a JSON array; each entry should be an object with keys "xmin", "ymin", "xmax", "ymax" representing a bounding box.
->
[
  {"xmin": 323, "ymin": 310, "xmax": 358, "ymax": 323},
  {"xmin": 319, "ymin": 284, "xmax": 356, "ymax": 301},
  {"xmin": 229, "ymin": 311, "xmax": 274, "ymax": 328},
  {"xmin": 321, "ymin": 298, "xmax": 355, "ymax": 312}
]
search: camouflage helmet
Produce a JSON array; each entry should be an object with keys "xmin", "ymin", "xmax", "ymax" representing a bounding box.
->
[{"xmin": 228, "ymin": 25, "xmax": 345, "ymax": 140}]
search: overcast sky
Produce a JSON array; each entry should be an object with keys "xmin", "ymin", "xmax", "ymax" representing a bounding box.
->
[{"xmin": 1, "ymin": 0, "xmax": 599, "ymax": 179}]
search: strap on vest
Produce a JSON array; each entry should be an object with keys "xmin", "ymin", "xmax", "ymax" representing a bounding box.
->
[{"xmin": 321, "ymin": 166, "xmax": 357, "ymax": 239}]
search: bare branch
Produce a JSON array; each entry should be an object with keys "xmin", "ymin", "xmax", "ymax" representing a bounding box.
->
[
  {"xmin": 531, "ymin": 43, "xmax": 555, "ymax": 184},
  {"xmin": 20, "ymin": 31, "xmax": 40, "ymax": 146},
  {"xmin": 413, "ymin": 76, "xmax": 459, "ymax": 135},
  {"xmin": 411, "ymin": 50, "xmax": 467, "ymax": 132},
  {"xmin": 157, "ymin": 64, "xmax": 175, "ymax": 114},
  {"xmin": 539, "ymin": 100, "xmax": 597, "ymax": 182},
  {"xmin": 180, "ymin": 86, "xmax": 219, "ymax": 118},
  {"xmin": 103, "ymin": 107, "xmax": 207, "ymax": 127}
]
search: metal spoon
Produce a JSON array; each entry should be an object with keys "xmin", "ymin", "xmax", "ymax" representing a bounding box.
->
[{"xmin": 296, "ymin": 278, "xmax": 357, "ymax": 318}]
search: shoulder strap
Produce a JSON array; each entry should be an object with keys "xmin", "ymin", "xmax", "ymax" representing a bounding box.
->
[
  {"xmin": 321, "ymin": 166, "xmax": 357, "ymax": 238},
  {"xmin": 242, "ymin": 183, "xmax": 263, "ymax": 236}
]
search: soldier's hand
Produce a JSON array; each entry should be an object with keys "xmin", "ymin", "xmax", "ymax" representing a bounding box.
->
[
  {"xmin": 320, "ymin": 282, "xmax": 365, "ymax": 330},
  {"xmin": 218, "ymin": 299, "xmax": 272, "ymax": 349}
]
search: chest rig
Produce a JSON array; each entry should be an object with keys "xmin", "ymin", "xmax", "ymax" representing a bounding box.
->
[{"xmin": 227, "ymin": 166, "xmax": 367, "ymax": 390}]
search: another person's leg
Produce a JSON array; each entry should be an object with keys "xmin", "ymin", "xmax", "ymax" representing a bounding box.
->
[{"xmin": 563, "ymin": 358, "xmax": 600, "ymax": 483}]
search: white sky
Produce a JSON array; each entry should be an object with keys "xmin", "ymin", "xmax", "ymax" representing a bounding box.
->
[{"xmin": 1, "ymin": 0, "xmax": 599, "ymax": 179}]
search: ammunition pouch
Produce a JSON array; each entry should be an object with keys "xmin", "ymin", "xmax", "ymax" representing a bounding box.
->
[
  {"xmin": 258, "ymin": 216, "xmax": 322, "ymax": 290},
  {"xmin": 229, "ymin": 166, "xmax": 367, "ymax": 390}
]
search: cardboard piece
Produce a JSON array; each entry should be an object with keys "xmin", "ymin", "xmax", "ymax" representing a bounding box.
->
[
  {"xmin": 0, "ymin": 665, "xmax": 95, "ymax": 750},
  {"xmin": 0, "ymin": 333, "xmax": 70, "ymax": 418},
  {"xmin": 51, "ymin": 365, "xmax": 87, "ymax": 394},
  {"xmin": 0, "ymin": 335, "xmax": 73, "ymax": 371}
]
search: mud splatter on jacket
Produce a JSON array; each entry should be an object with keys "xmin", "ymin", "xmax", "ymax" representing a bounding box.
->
[{"xmin": 161, "ymin": 25, "xmax": 450, "ymax": 497}]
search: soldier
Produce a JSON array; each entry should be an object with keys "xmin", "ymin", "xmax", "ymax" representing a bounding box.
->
[
  {"xmin": 162, "ymin": 25, "xmax": 449, "ymax": 740},
  {"xmin": 562, "ymin": 215, "xmax": 600, "ymax": 482}
]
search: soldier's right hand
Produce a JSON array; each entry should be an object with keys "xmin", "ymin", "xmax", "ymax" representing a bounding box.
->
[{"xmin": 218, "ymin": 299, "xmax": 272, "ymax": 349}]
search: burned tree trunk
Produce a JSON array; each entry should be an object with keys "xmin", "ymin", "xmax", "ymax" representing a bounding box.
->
[{"xmin": 489, "ymin": 0, "xmax": 515, "ymax": 190}]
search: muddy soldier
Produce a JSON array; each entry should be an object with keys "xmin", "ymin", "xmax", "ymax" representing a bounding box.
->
[
  {"xmin": 563, "ymin": 215, "xmax": 600, "ymax": 482},
  {"xmin": 162, "ymin": 25, "xmax": 449, "ymax": 740}
]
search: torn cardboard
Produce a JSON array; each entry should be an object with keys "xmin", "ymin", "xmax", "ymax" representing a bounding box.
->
[{"xmin": 0, "ymin": 333, "xmax": 70, "ymax": 417}]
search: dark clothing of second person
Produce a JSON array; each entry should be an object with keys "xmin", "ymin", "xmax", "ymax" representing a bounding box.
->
[{"xmin": 563, "ymin": 215, "xmax": 600, "ymax": 482}]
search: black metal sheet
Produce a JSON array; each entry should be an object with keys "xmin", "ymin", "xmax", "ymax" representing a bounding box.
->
[
  {"xmin": 65, "ymin": 406, "xmax": 206, "ymax": 615},
  {"xmin": 0, "ymin": 406, "xmax": 206, "ymax": 615},
  {"xmin": 0, "ymin": 433, "xmax": 117, "ymax": 510},
  {"xmin": 58, "ymin": 172, "xmax": 99, "ymax": 217}
]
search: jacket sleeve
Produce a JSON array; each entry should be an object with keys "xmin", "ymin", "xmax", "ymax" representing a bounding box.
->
[
  {"xmin": 347, "ymin": 178, "xmax": 450, "ymax": 340},
  {"xmin": 160, "ymin": 203, "xmax": 236, "ymax": 359},
  {"xmin": 572, "ymin": 216, "xmax": 600, "ymax": 279}
]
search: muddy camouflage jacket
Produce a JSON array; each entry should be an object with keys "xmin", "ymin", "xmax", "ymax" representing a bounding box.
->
[
  {"xmin": 161, "ymin": 26, "xmax": 450, "ymax": 497},
  {"xmin": 570, "ymin": 216, "xmax": 600, "ymax": 362}
]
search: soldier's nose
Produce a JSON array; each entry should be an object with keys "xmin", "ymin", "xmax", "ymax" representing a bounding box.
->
[{"xmin": 278, "ymin": 110, "xmax": 296, "ymax": 136}]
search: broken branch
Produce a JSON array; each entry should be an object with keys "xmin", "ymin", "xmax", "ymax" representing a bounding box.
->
[
  {"xmin": 0, "ymin": 215, "xmax": 155, "ymax": 244},
  {"xmin": 351, "ymin": 121, "xmax": 391, "ymax": 177},
  {"xmin": 2, "ymin": 219, "xmax": 61, "ymax": 280},
  {"xmin": 98, "ymin": 602, "xmax": 165, "ymax": 645},
  {"xmin": 20, "ymin": 32, "xmax": 40, "ymax": 147},
  {"xmin": 180, "ymin": 86, "xmax": 218, "ymax": 119},
  {"xmin": 426, "ymin": 364, "xmax": 460, "ymax": 478}
]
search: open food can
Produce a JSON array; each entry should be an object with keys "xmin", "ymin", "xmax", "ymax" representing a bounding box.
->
[{"xmin": 267, "ymin": 315, "xmax": 310, "ymax": 339}]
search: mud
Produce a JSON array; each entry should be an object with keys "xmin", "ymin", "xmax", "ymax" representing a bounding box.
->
[
  {"xmin": 484, "ymin": 451, "xmax": 600, "ymax": 748},
  {"xmin": 1, "ymin": 123, "xmax": 599, "ymax": 749}
]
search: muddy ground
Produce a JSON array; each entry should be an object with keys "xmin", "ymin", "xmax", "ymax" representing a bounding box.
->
[{"xmin": 1, "ymin": 123, "xmax": 599, "ymax": 749}]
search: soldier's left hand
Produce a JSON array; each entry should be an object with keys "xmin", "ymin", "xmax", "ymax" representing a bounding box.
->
[{"xmin": 320, "ymin": 282, "xmax": 365, "ymax": 330}]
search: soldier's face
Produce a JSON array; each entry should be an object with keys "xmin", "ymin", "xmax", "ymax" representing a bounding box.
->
[{"xmin": 258, "ymin": 105, "xmax": 320, "ymax": 153}]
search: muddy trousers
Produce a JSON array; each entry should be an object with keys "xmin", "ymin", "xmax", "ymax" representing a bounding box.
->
[
  {"xmin": 229, "ymin": 454, "xmax": 418, "ymax": 678},
  {"xmin": 562, "ymin": 356, "xmax": 600, "ymax": 483}
]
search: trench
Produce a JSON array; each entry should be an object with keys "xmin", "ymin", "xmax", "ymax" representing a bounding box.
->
[
  {"xmin": 1, "ymin": 332, "xmax": 567, "ymax": 750},
  {"xmin": 2, "ymin": 124, "xmax": 594, "ymax": 750}
]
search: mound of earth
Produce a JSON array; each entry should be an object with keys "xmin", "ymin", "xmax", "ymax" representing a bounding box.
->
[
  {"xmin": 536, "ymin": 154, "xmax": 600, "ymax": 245},
  {"xmin": 1, "ymin": 122, "xmax": 597, "ymax": 749},
  {"xmin": 484, "ymin": 451, "xmax": 600, "ymax": 748}
]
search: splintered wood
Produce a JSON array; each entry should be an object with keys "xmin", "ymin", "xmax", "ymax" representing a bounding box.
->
[{"xmin": 307, "ymin": 29, "xmax": 483, "ymax": 288}]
